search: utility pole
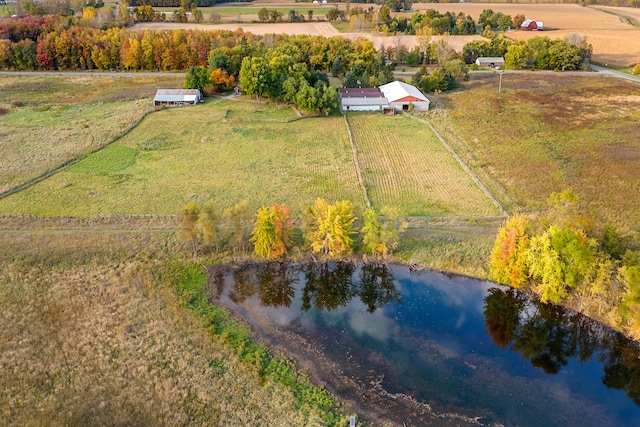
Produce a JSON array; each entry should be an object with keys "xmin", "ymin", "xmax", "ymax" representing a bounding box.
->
[{"xmin": 498, "ymin": 71, "xmax": 503, "ymax": 94}]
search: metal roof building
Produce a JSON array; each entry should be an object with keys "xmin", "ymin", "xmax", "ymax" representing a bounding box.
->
[
  {"xmin": 154, "ymin": 89, "xmax": 202, "ymax": 106},
  {"xmin": 339, "ymin": 88, "xmax": 389, "ymax": 112},
  {"xmin": 379, "ymin": 81, "xmax": 430, "ymax": 111},
  {"xmin": 475, "ymin": 56, "xmax": 505, "ymax": 68}
]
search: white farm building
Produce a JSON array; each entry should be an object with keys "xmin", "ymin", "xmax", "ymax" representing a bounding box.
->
[
  {"xmin": 154, "ymin": 89, "xmax": 202, "ymax": 106},
  {"xmin": 379, "ymin": 81, "xmax": 430, "ymax": 111},
  {"xmin": 339, "ymin": 81, "xmax": 429, "ymax": 112},
  {"xmin": 339, "ymin": 88, "xmax": 389, "ymax": 112}
]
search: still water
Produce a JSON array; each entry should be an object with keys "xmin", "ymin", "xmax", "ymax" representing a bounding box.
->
[{"xmin": 208, "ymin": 262, "xmax": 640, "ymax": 426}]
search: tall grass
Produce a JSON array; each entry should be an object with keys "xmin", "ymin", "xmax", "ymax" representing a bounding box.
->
[
  {"xmin": 0, "ymin": 75, "xmax": 184, "ymax": 194},
  {"xmin": 0, "ymin": 100, "xmax": 365, "ymax": 216},
  {"xmin": 0, "ymin": 232, "xmax": 344, "ymax": 426},
  {"xmin": 431, "ymin": 74, "xmax": 640, "ymax": 229}
]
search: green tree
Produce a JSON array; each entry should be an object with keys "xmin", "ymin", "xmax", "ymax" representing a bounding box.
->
[
  {"xmin": 307, "ymin": 199, "xmax": 357, "ymax": 257},
  {"xmin": 490, "ymin": 215, "xmax": 531, "ymax": 289},
  {"xmin": 184, "ymin": 65, "xmax": 209, "ymax": 91},
  {"xmin": 251, "ymin": 203, "xmax": 293, "ymax": 259},
  {"xmin": 179, "ymin": 202, "xmax": 200, "ymax": 256},
  {"xmin": 239, "ymin": 56, "xmax": 272, "ymax": 101},
  {"xmin": 361, "ymin": 206, "xmax": 407, "ymax": 257},
  {"xmin": 197, "ymin": 201, "xmax": 217, "ymax": 253}
]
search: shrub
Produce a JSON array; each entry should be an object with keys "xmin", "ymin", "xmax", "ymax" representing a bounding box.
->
[
  {"xmin": 632, "ymin": 64, "xmax": 640, "ymax": 75},
  {"xmin": 0, "ymin": 107, "xmax": 9, "ymax": 115}
]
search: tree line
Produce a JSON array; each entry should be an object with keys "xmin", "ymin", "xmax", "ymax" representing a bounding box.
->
[
  {"xmin": 490, "ymin": 190, "xmax": 640, "ymax": 340},
  {"xmin": 178, "ymin": 198, "xmax": 407, "ymax": 261}
]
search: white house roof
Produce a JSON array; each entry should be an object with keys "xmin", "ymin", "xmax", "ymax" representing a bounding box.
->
[
  {"xmin": 476, "ymin": 56, "xmax": 504, "ymax": 64},
  {"xmin": 341, "ymin": 97, "xmax": 389, "ymax": 107},
  {"xmin": 379, "ymin": 81, "xmax": 428, "ymax": 103},
  {"xmin": 154, "ymin": 89, "xmax": 201, "ymax": 103}
]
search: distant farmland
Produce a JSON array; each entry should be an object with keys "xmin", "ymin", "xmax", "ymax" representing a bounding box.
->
[{"xmin": 410, "ymin": 3, "xmax": 640, "ymax": 67}]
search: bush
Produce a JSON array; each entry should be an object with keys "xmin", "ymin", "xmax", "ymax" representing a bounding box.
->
[
  {"xmin": 11, "ymin": 100, "xmax": 24, "ymax": 107},
  {"xmin": 632, "ymin": 64, "xmax": 640, "ymax": 75},
  {"xmin": 0, "ymin": 108, "xmax": 9, "ymax": 116}
]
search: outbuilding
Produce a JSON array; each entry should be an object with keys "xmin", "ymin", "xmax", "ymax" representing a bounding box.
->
[
  {"xmin": 339, "ymin": 88, "xmax": 389, "ymax": 112},
  {"xmin": 154, "ymin": 89, "xmax": 202, "ymax": 106},
  {"xmin": 521, "ymin": 19, "xmax": 543, "ymax": 31},
  {"xmin": 475, "ymin": 56, "xmax": 505, "ymax": 68},
  {"xmin": 378, "ymin": 81, "xmax": 430, "ymax": 111}
]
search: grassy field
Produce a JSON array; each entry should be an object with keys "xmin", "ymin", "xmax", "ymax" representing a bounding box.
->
[
  {"xmin": 348, "ymin": 113, "xmax": 501, "ymax": 217},
  {"xmin": 429, "ymin": 72, "xmax": 640, "ymax": 229},
  {"xmin": 0, "ymin": 99, "xmax": 365, "ymax": 216},
  {"xmin": 0, "ymin": 231, "xmax": 344, "ymax": 426},
  {"xmin": 0, "ymin": 74, "xmax": 184, "ymax": 194}
]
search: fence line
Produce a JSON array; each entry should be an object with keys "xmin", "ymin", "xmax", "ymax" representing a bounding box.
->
[{"xmin": 343, "ymin": 114, "xmax": 371, "ymax": 208}]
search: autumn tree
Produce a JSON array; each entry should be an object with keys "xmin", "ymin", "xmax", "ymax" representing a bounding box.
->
[
  {"xmin": 306, "ymin": 199, "xmax": 357, "ymax": 257},
  {"xmin": 490, "ymin": 215, "xmax": 531, "ymax": 288},
  {"xmin": 223, "ymin": 200, "xmax": 252, "ymax": 253},
  {"xmin": 250, "ymin": 203, "xmax": 293, "ymax": 259},
  {"xmin": 527, "ymin": 226, "xmax": 597, "ymax": 304},
  {"xmin": 239, "ymin": 56, "xmax": 272, "ymax": 101},
  {"xmin": 197, "ymin": 201, "xmax": 217, "ymax": 253},
  {"xmin": 209, "ymin": 68, "xmax": 235, "ymax": 92},
  {"xmin": 361, "ymin": 206, "xmax": 407, "ymax": 257},
  {"xmin": 179, "ymin": 202, "xmax": 200, "ymax": 256}
]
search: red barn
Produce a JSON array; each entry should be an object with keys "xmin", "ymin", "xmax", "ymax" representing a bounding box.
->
[{"xmin": 521, "ymin": 19, "xmax": 543, "ymax": 31}]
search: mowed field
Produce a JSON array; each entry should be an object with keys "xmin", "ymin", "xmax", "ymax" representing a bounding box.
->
[
  {"xmin": 431, "ymin": 72, "xmax": 640, "ymax": 228},
  {"xmin": 0, "ymin": 99, "xmax": 365, "ymax": 216},
  {"xmin": 0, "ymin": 75, "xmax": 184, "ymax": 194},
  {"xmin": 348, "ymin": 113, "xmax": 500, "ymax": 217},
  {"xmin": 411, "ymin": 3, "xmax": 640, "ymax": 67}
]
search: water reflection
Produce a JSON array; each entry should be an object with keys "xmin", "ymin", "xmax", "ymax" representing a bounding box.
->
[
  {"xmin": 209, "ymin": 263, "xmax": 640, "ymax": 426},
  {"xmin": 484, "ymin": 287, "xmax": 640, "ymax": 399}
]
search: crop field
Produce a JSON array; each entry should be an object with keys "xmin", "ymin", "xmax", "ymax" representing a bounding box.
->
[
  {"xmin": 0, "ymin": 74, "xmax": 184, "ymax": 194},
  {"xmin": 431, "ymin": 72, "xmax": 640, "ymax": 229},
  {"xmin": 410, "ymin": 3, "xmax": 640, "ymax": 67},
  {"xmin": 347, "ymin": 113, "xmax": 500, "ymax": 217},
  {"xmin": 0, "ymin": 99, "xmax": 364, "ymax": 216}
]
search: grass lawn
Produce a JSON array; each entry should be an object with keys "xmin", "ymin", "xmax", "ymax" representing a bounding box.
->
[
  {"xmin": 0, "ymin": 74, "xmax": 184, "ymax": 194},
  {"xmin": 348, "ymin": 113, "xmax": 501, "ymax": 217},
  {"xmin": 0, "ymin": 99, "xmax": 365, "ymax": 217},
  {"xmin": 430, "ymin": 73, "xmax": 640, "ymax": 228}
]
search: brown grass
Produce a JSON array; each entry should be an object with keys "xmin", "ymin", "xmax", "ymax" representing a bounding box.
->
[
  {"xmin": 430, "ymin": 73, "xmax": 640, "ymax": 228},
  {"xmin": 0, "ymin": 231, "xmax": 327, "ymax": 426}
]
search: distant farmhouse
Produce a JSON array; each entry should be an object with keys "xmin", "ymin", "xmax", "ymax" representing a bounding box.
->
[
  {"xmin": 339, "ymin": 81, "xmax": 429, "ymax": 113},
  {"xmin": 475, "ymin": 57, "xmax": 505, "ymax": 68},
  {"xmin": 154, "ymin": 89, "xmax": 202, "ymax": 106},
  {"xmin": 521, "ymin": 19, "xmax": 543, "ymax": 31}
]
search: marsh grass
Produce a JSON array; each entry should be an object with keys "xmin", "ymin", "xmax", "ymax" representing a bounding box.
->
[
  {"xmin": 430, "ymin": 74, "xmax": 640, "ymax": 228},
  {"xmin": 348, "ymin": 113, "xmax": 501, "ymax": 217},
  {"xmin": 0, "ymin": 74, "xmax": 184, "ymax": 194},
  {"xmin": 0, "ymin": 232, "xmax": 343, "ymax": 426},
  {"xmin": 0, "ymin": 100, "xmax": 364, "ymax": 216}
]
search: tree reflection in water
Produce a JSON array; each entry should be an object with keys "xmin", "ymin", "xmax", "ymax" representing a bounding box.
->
[
  {"xmin": 358, "ymin": 263, "xmax": 401, "ymax": 313},
  {"xmin": 484, "ymin": 287, "xmax": 640, "ymax": 403},
  {"xmin": 223, "ymin": 262, "xmax": 401, "ymax": 313},
  {"xmin": 302, "ymin": 263, "xmax": 356, "ymax": 311}
]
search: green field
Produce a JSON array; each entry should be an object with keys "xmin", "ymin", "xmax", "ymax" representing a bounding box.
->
[
  {"xmin": 348, "ymin": 113, "xmax": 500, "ymax": 217},
  {"xmin": 0, "ymin": 99, "xmax": 364, "ymax": 216},
  {"xmin": 0, "ymin": 74, "xmax": 184, "ymax": 194},
  {"xmin": 430, "ymin": 73, "xmax": 640, "ymax": 228}
]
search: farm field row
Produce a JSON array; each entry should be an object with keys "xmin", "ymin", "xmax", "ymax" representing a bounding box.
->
[
  {"xmin": 0, "ymin": 74, "xmax": 184, "ymax": 194},
  {"xmin": 347, "ymin": 113, "xmax": 500, "ymax": 217},
  {"xmin": 430, "ymin": 72, "xmax": 640, "ymax": 229}
]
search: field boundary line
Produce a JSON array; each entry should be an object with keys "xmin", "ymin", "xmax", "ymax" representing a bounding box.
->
[
  {"xmin": 407, "ymin": 114, "xmax": 507, "ymax": 217},
  {"xmin": 343, "ymin": 114, "xmax": 371, "ymax": 208},
  {"xmin": 0, "ymin": 108, "xmax": 156, "ymax": 200}
]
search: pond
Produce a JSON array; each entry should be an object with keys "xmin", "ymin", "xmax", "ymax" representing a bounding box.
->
[{"xmin": 207, "ymin": 262, "xmax": 640, "ymax": 427}]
